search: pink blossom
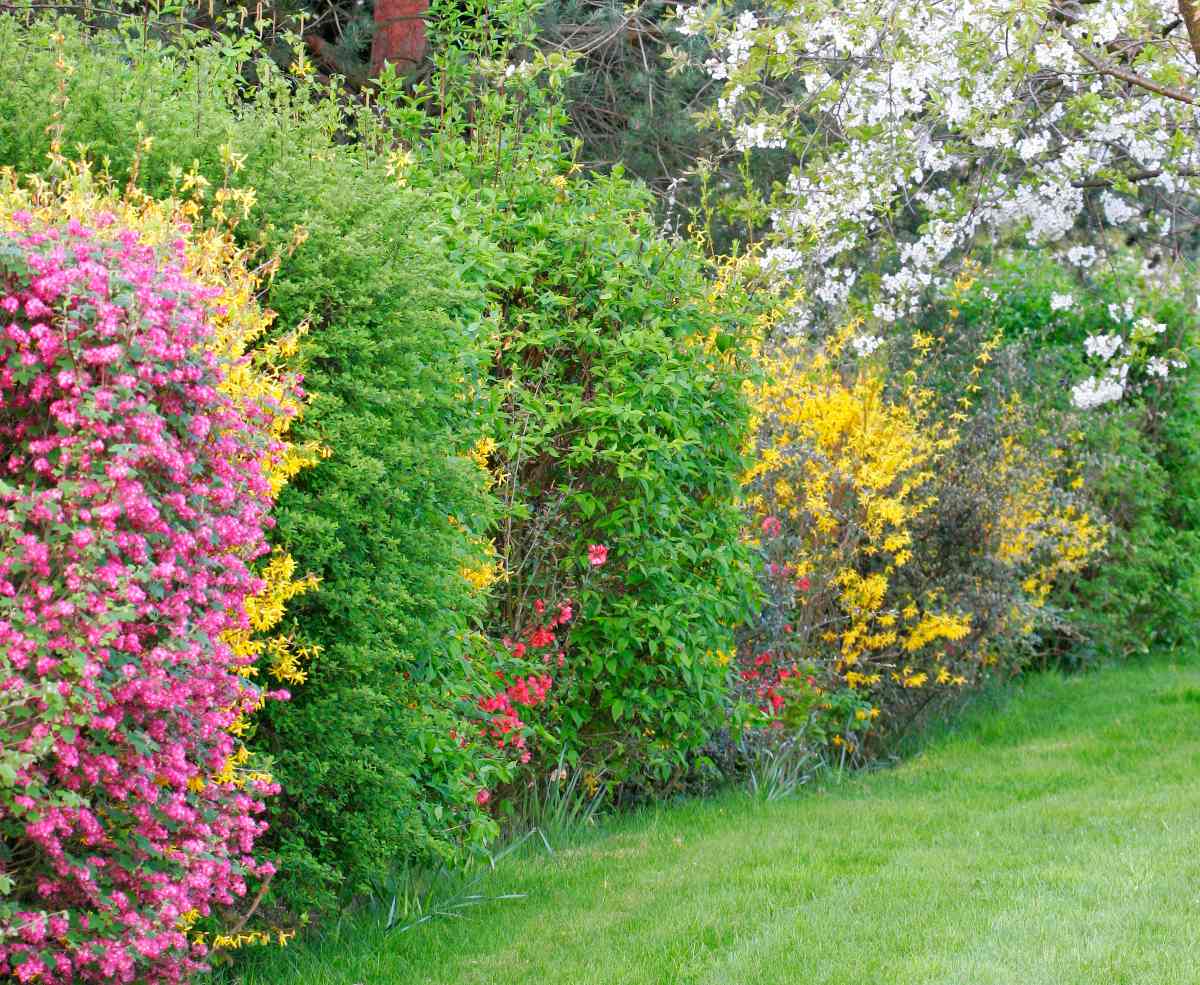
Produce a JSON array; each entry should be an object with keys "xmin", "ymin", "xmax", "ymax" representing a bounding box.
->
[{"xmin": 0, "ymin": 219, "xmax": 282, "ymax": 985}]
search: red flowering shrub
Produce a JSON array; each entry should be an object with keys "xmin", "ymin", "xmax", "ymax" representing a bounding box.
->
[
  {"xmin": 739, "ymin": 651, "xmax": 803, "ymax": 719},
  {"xmin": 0, "ymin": 216, "xmax": 280, "ymax": 982}
]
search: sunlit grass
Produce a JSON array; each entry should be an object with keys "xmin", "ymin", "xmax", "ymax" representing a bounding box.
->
[{"xmin": 225, "ymin": 652, "xmax": 1200, "ymax": 985}]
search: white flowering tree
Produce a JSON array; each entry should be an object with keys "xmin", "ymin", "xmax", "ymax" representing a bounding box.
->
[{"xmin": 671, "ymin": 0, "xmax": 1200, "ymax": 404}]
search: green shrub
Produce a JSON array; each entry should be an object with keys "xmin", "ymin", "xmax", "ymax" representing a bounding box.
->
[
  {"xmin": 944, "ymin": 254, "xmax": 1200, "ymax": 661},
  {"xmin": 245, "ymin": 151, "xmax": 505, "ymax": 911},
  {"xmin": 0, "ymin": 19, "xmax": 512, "ymax": 912},
  {"xmin": 485, "ymin": 170, "xmax": 760, "ymax": 786},
  {"xmin": 384, "ymin": 52, "xmax": 761, "ymax": 788}
]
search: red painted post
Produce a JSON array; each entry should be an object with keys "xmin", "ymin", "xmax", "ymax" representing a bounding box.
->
[{"xmin": 370, "ymin": 0, "xmax": 430, "ymax": 76}]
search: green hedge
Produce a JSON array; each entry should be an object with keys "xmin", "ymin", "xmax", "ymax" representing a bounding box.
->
[
  {"xmin": 0, "ymin": 20, "xmax": 507, "ymax": 911},
  {"xmin": 473, "ymin": 166, "xmax": 760, "ymax": 785},
  {"xmin": 0, "ymin": 18, "xmax": 762, "ymax": 906}
]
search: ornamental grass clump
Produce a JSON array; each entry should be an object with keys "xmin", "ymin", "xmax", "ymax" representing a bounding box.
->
[{"xmin": 0, "ymin": 211, "xmax": 287, "ymax": 982}]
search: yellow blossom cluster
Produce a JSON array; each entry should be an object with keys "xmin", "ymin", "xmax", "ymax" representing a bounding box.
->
[
  {"xmin": 458, "ymin": 437, "xmax": 507, "ymax": 592},
  {"xmin": 745, "ymin": 335, "xmax": 970, "ymax": 691},
  {"xmin": 460, "ymin": 537, "xmax": 505, "ymax": 593},
  {"xmin": 991, "ymin": 396, "xmax": 1106, "ymax": 610},
  {"xmin": 192, "ymin": 928, "xmax": 296, "ymax": 951}
]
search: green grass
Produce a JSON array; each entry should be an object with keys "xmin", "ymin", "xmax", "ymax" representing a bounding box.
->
[{"xmin": 226, "ymin": 654, "xmax": 1200, "ymax": 985}]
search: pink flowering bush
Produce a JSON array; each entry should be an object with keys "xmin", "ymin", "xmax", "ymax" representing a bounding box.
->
[{"xmin": 0, "ymin": 215, "xmax": 281, "ymax": 982}]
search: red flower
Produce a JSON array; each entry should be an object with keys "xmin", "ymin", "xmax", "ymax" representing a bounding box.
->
[
  {"xmin": 797, "ymin": 576, "xmax": 811, "ymax": 592},
  {"xmin": 588, "ymin": 543, "xmax": 609, "ymax": 567},
  {"xmin": 761, "ymin": 515, "xmax": 783, "ymax": 538},
  {"xmin": 475, "ymin": 789, "xmax": 491, "ymax": 806}
]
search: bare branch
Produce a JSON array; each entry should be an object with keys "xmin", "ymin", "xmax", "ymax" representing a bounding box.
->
[{"xmin": 1065, "ymin": 30, "xmax": 1198, "ymax": 104}]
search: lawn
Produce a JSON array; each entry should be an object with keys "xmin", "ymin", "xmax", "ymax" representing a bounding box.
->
[{"xmin": 228, "ymin": 654, "xmax": 1200, "ymax": 985}]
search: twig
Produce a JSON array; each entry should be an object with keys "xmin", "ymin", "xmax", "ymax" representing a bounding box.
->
[
  {"xmin": 226, "ymin": 870, "xmax": 274, "ymax": 937},
  {"xmin": 1065, "ymin": 29, "xmax": 1198, "ymax": 104}
]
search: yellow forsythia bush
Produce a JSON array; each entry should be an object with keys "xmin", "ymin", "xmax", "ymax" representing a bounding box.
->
[{"xmin": 739, "ymin": 315, "xmax": 1105, "ymax": 757}]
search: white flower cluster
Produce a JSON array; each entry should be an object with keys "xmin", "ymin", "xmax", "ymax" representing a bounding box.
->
[
  {"xmin": 675, "ymin": 4, "xmax": 707, "ymax": 37},
  {"xmin": 1146, "ymin": 356, "xmax": 1171, "ymax": 379},
  {"xmin": 502, "ymin": 61, "xmax": 538, "ymax": 82},
  {"xmin": 690, "ymin": 0, "xmax": 1200, "ymax": 339},
  {"xmin": 1067, "ymin": 246, "xmax": 1099, "ymax": 269},
  {"xmin": 1050, "ymin": 293, "xmax": 1074, "ymax": 312},
  {"xmin": 851, "ymin": 334, "xmax": 884, "ymax": 357},
  {"xmin": 705, "ymin": 10, "xmax": 758, "ymax": 80},
  {"xmin": 735, "ymin": 122, "xmax": 787, "ymax": 151},
  {"xmin": 1101, "ymin": 192, "xmax": 1137, "ymax": 226},
  {"xmin": 1108, "ymin": 298, "xmax": 1136, "ymax": 322},
  {"xmin": 763, "ymin": 247, "xmax": 806, "ymax": 272},
  {"xmin": 1072, "ymin": 364, "xmax": 1128, "ymax": 410},
  {"xmin": 1084, "ymin": 334, "xmax": 1124, "ymax": 361}
]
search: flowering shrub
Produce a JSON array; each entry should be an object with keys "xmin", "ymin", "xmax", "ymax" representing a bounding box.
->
[
  {"xmin": 0, "ymin": 158, "xmax": 322, "ymax": 673},
  {"xmin": 739, "ymin": 292, "xmax": 1111, "ymax": 758},
  {"xmin": 468, "ymin": 592, "xmax": 581, "ymax": 809},
  {"xmin": 741, "ymin": 330, "xmax": 968, "ymax": 753},
  {"xmin": 0, "ymin": 211, "xmax": 285, "ymax": 980},
  {"xmin": 476, "ymin": 163, "xmax": 759, "ymax": 787},
  {"xmin": 933, "ymin": 254, "xmax": 1200, "ymax": 660}
]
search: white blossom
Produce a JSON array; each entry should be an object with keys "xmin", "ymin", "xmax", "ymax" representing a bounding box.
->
[
  {"xmin": 1050, "ymin": 293, "xmax": 1073, "ymax": 311},
  {"xmin": 1084, "ymin": 334, "xmax": 1124, "ymax": 361},
  {"xmin": 1071, "ymin": 365, "xmax": 1128, "ymax": 409},
  {"xmin": 1134, "ymin": 315, "xmax": 1168, "ymax": 335},
  {"xmin": 675, "ymin": 4, "xmax": 707, "ymax": 37},
  {"xmin": 1101, "ymin": 192, "xmax": 1137, "ymax": 226},
  {"xmin": 1017, "ymin": 132, "xmax": 1050, "ymax": 161},
  {"xmin": 736, "ymin": 122, "xmax": 787, "ymax": 151},
  {"xmin": 851, "ymin": 334, "xmax": 884, "ymax": 357},
  {"xmin": 691, "ymin": 0, "xmax": 1200, "ymax": 337},
  {"xmin": 1107, "ymin": 298, "xmax": 1136, "ymax": 323},
  {"xmin": 1067, "ymin": 245, "xmax": 1099, "ymax": 269}
]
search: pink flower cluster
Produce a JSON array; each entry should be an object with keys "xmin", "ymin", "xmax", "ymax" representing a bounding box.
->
[{"xmin": 0, "ymin": 217, "xmax": 282, "ymax": 983}]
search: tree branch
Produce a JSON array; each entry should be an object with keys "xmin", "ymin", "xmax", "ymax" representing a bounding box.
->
[
  {"xmin": 1066, "ymin": 30, "xmax": 1198, "ymax": 104},
  {"xmin": 1073, "ymin": 166, "xmax": 1200, "ymax": 187}
]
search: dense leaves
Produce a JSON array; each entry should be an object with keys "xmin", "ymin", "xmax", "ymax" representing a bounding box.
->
[{"xmin": 481, "ymin": 168, "xmax": 760, "ymax": 784}]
